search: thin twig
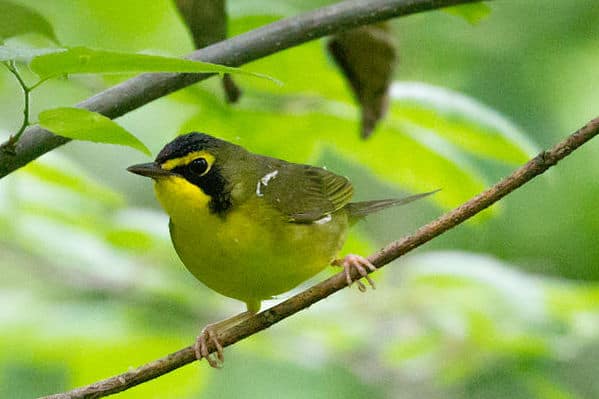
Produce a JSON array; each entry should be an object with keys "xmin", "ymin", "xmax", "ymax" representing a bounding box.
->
[
  {"xmin": 0, "ymin": 0, "xmax": 485, "ymax": 177},
  {"xmin": 40, "ymin": 118, "xmax": 599, "ymax": 399},
  {"xmin": 0, "ymin": 62, "xmax": 31, "ymax": 153}
]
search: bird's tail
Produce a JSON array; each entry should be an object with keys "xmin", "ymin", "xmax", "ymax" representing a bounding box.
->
[{"xmin": 345, "ymin": 189, "xmax": 440, "ymax": 220}]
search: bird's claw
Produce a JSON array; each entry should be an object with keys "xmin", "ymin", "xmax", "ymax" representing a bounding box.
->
[
  {"xmin": 332, "ymin": 254, "xmax": 376, "ymax": 291},
  {"xmin": 194, "ymin": 326, "xmax": 224, "ymax": 368}
]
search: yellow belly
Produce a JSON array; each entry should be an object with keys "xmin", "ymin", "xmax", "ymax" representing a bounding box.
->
[{"xmin": 154, "ymin": 176, "xmax": 348, "ymax": 312}]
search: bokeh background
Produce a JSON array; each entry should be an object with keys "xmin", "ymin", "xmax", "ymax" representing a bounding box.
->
[{"xmin": 1, "ymin": 0, "xmax": 598, "ymax": 398}]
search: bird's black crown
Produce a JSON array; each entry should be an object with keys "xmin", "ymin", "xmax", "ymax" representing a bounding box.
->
[{"xmin": 155, "ymin": 132, "xmax": 226, "ymax": 164}]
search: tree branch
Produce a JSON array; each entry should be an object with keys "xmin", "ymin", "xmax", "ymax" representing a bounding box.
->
[
  {"xmin": 40, "ymin": 118, "xmax": 599, "ymax": 399},
  {"xmin": 0, "ymin": 0, "xmax": 483, "ymax": 178}
]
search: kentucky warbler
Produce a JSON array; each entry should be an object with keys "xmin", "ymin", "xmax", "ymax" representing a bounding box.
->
[{"xmin": 128, "ymin": 132, "xmax": 433, "ymax": 367}]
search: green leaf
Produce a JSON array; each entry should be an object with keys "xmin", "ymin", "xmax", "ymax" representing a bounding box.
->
[
  {"xmin": 0, "ymin": 45, "xmax": 62, "ymax": 62},
  {"xmin": 0, "ymin": 1, "xmax": 58, "ymax": 41},
  {"xmin": 38, "ymin": 107, "xmax": 151, "ymax": 155},
  {"xmin": 389, "ymin": 82, "xmax": 537, "ymax": 164},
  {"xmin": 29, "ymin": 46, "xmax": 277, "ymax": 83},
  {"xmin": 444, "ymin": 2, "xmax": 491, "ymax": 25}
]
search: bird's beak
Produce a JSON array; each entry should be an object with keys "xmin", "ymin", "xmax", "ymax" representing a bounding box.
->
[{"xmin": 127, "ymin": 162, "xmax": 172, "ymax": 179}]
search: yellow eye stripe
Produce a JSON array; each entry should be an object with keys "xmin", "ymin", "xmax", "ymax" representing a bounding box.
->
[{"xmin": 161, "ymin": 150, "xmax": 215, "ymax": 172}]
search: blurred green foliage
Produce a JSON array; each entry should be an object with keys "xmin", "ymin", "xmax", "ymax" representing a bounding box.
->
[{"xmin": 0, "ymin": 1, "xmax": 598, "ymax": 398}]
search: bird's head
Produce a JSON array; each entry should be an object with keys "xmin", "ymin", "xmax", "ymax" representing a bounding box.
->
[{"xmin": 127, "ymin": 132, "xmax": 241, "ymax": 216}]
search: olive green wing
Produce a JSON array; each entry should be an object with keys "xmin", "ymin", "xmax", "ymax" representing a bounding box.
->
[{"xmin": 258, "ymin": 161, "xmax": 354, "ymax": 223}]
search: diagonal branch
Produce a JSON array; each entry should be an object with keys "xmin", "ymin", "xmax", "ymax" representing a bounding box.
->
[
  {"xmin": 40, "ymin": 118, "xmax": 599, "ymax": 399},
  {"xmin": 0, "ymin": 0, "xmax": 484, "ymax": 178}
]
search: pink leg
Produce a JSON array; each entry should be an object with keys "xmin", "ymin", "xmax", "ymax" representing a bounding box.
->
[
  {"xmin": 332, "ymin": 254, "xmax": 377, "ymax": 292},
  {"xmin": 194, "ymin": 325, "xmax": 225, "ymax": 368},
  {"xmin": 193, "ymin": 311, "xmax": 254, "ymax": 368}
]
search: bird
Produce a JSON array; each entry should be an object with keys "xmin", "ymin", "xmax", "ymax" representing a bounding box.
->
[{"xmin": 128, "ymin": 132, "xmax": 434, "ymax": 367}]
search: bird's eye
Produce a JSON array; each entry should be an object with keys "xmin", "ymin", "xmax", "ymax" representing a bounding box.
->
[{"xmin": 189, "ymin": 157, "xmax": 209, "ymax": 176}]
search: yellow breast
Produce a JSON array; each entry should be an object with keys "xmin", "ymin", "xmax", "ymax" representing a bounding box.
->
[{"xmin": 154, "ymin": 175, "xmax": 348, "ymax": 312}]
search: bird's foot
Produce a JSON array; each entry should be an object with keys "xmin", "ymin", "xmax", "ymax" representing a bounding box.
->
[
  {"xmin": 194, "ymin": 324, "xmax": 224, "ymax": 368},
  {"xmin": 332, "ymin": 254, "xmax": 376, "ymax": 292},
  {"xmin": 193, "ymin": 311, "xmax": 255, "ymax": 368}
]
